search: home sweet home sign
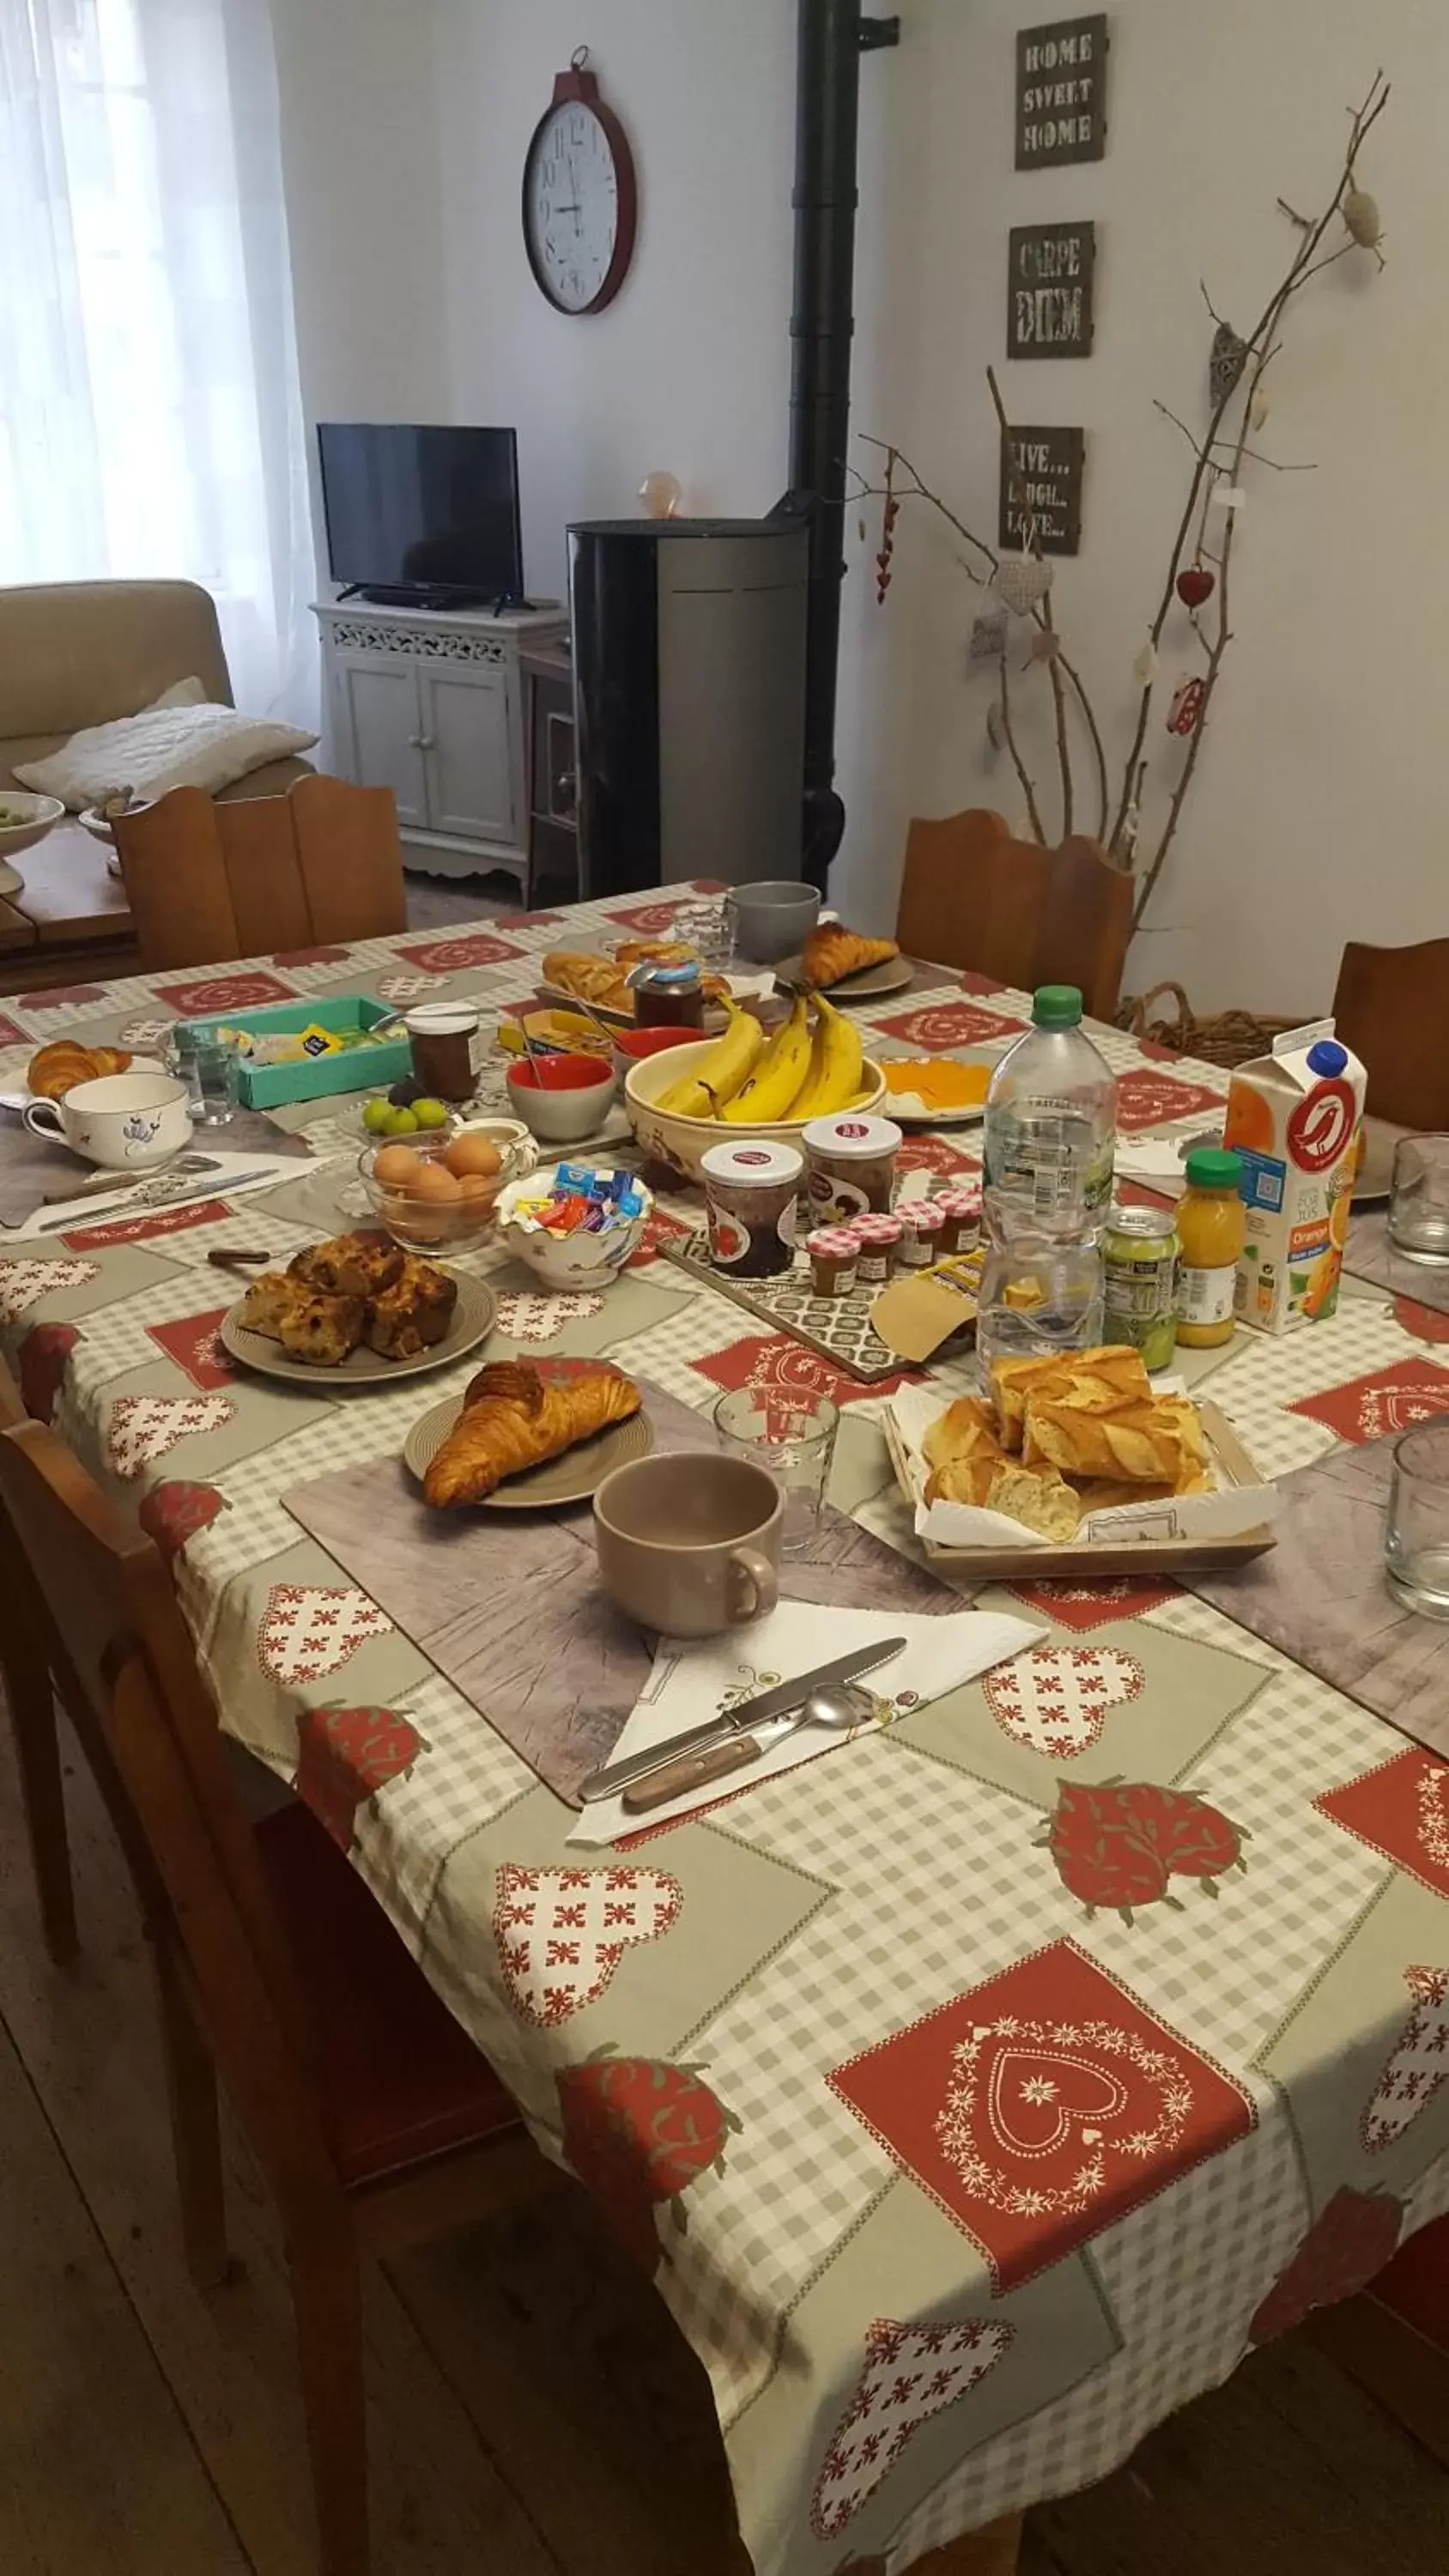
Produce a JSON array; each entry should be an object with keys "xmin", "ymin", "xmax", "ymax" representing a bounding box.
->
[{"xmin": 1015, "ymin": 15, "xmax": 1108, "ymax": 168}]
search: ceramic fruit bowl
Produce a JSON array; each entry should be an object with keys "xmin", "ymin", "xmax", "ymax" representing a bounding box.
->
[
  {"xmin": 506, "ymin": 1050, "xmax": 618, "ymax": 1145},
  {"xmin": 623, "ymin": 1039, "xmax": 887, "ymax": 1184},
  {"xmin": 357, "ymin": 1129, "xmax": 534, "ymax": 1254},
  {"xmin": 0, "ymin": 791, "xmax": 64, "ymax": 892},
  {"xmin": 495, "ymin": 1163, "xmax": 653, "ymax": 1291}
]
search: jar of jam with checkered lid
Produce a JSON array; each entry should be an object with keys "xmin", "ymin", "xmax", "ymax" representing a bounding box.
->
[{"xmin": 851, "ymin": 1213, "xmax": 904, "ymax": 1285}]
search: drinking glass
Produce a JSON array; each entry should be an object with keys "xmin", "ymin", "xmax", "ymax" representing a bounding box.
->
[
  {"xmin": 712, "ymin": 1385, "xmax": 839, "ymax": 1556},
  {"xmin": 169, "ymin": 1026, "xmax": 243, "ymax": 1127},
  {"xmin": 1389, "ymin": 1135, "xmax": 1449, "ymax": 1266},
  {"xmin": 1385, "ymin": 1419, "xmax": 1449, "ymax": 1619},
  {"xmin": 670, "ymin": 896, "xmax": 735, "ymax": 975}
]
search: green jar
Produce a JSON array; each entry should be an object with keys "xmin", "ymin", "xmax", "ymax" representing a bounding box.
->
[{"xmin": 1101, "ymin": 1201, "xmax": 1179, "ymax": 1371}]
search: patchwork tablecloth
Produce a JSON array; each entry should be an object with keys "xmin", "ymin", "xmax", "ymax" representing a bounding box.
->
[{"xmin": 2, "ymin": 896, "xmax": 1447, "ymax": 2576}]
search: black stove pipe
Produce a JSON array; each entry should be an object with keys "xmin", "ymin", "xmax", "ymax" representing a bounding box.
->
[{"xmin": 779, "ymin": 0, "xmax": 898, "ymax": 893}]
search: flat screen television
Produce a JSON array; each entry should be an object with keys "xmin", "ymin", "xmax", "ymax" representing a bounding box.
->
[{"xmin": 317, "ymin": 422, "xmax": 524, "ymax": 606}]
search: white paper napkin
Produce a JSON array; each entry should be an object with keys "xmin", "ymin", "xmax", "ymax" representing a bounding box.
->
[{"xmin": 567, "ymin": 1600, "xmax": 1045, "ymax": 1846}]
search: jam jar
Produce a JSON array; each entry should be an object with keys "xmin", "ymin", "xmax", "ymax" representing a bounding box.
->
[{"xmin": 627, "ymin": 961, "xmax": 707, "ymax": 1030}]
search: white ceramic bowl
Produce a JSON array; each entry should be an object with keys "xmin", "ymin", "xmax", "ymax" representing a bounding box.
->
[
  {"xmin": 495, "ymin": 1163, "xmax": 653, "ymax": 1290},
  {"xmin": 622, "ymin": 1039, "xmax": 888, "ymax": 1184},
  {"xmin": 0, "ymin": 792, "xmax": 64, "ymax": 861}
]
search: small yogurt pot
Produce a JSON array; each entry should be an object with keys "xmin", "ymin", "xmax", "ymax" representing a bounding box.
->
[
  {"xmin": 506, "ymin": 1051, "xmax": 618, "ymax": 1145},
  {"xmin": 495, "ymin": 1163, "xmax": 652, "ymax": 1290}
]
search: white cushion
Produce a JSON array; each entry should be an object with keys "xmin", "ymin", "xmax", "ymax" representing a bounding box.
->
[{"xmin": 15, "ymin": 691, "xmax": 318, "ymax": 811}]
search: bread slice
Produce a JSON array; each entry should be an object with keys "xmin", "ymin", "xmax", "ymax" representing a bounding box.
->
[
  {"xmin": 986, "ymin": 1461, "xmax": 1083, "ymax": 1540},
  {"xmin": 991, "ymin": 1345, "xmax": 1151, "ymax": 1451},
  {"xmin": 1023, "ymin": 1394, "xmax": 1208, "ymax": 1485},
  {"xmin": 922, "ymin": 1394, "xmax": 1002, "ymax": 1475}
]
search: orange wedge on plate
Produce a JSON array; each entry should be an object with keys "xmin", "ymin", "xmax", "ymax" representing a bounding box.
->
[{"xmin": 882, "ymin": 1058, "xmax": 991, "ymax": 1114}]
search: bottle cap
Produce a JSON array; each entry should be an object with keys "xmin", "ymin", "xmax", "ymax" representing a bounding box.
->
[
  {"xmin": 1307, "ymin": 1039, "xmax": 1348, "ymax": 1077},
  {"xmin": 1032, "ymin": 984, "xmax": 1083, "ymax": 1027},
  {"xmin": 1185, "ymin": 1146, "xmax": 1244, "ymax": 1192}
]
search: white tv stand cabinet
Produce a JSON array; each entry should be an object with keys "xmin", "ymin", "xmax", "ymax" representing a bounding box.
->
[{"xmin": 314, "ymin": 594, "xmax": 567, "ymax": 887}]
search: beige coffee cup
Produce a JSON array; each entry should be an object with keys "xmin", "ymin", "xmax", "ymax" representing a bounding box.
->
[{"xmin": 592, "ymin": 1452, "xmax": 782, "ymax": 1638}]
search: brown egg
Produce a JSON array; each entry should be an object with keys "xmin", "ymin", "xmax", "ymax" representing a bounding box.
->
[
  {"xmin": 407, "ymin": 1161, "xmax": 463, "ymax": 1203},
  {"xmin": 457, "ymin": 1171, "xmax": 498, "ymax": 1205},
  {"xmin": 444, "ymin": 1132, "xmax": 502, "ymax": 1181},
  {"xmin": 373, "ymin": 1142, "xmax": 422, "ymax": 1185}
]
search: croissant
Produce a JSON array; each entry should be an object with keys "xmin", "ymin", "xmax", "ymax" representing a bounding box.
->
[
  {"xmin": 1022, "ymin": 1395, "xmax": 1208, "ymax": 1486},
  {"xmin": 992, "ymin": 1346, "xmax": 1150, "ymax": 1452},
  {"xmin": 27, "ymin": 1041, "xmax": 133, "ymax": 1100},
  {"xmin": 424, "ymin": 1360, "xmax": 643, "ymax": 1508},
  {"xmin": 802, "ymin": 922, "xmax": 900, "ymax": 990}
]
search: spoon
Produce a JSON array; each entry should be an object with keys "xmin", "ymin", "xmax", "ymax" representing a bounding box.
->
[{"xmin": 620, "ymin": 1680, "xmax": 880, "ymax": 1814}]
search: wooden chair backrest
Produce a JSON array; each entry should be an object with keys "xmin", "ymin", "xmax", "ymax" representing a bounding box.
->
[
  {"xmin": 0, "ymin": 1413, "xmax": 336, "ymax": 2201},
  {"xmin": 1332, "ymin": 938, "xmax": 1449, "ymax": 1131},
  {"xmin": 895, "ymin": 807, "xmax": 1133, "ymax": 1020},
  {"xmin": 111, "ymin": 773, "xmax": 407, "ymax": 971}
]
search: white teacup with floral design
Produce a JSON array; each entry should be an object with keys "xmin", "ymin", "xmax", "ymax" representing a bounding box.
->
[{"xmin": 24, "ymin": 1070, "xmax": 193, "ymax": 1171}]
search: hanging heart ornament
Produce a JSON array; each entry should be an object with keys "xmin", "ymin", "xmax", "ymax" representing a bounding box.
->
[
  {"xmin": 994, "ymin": 556, "xmax": 1053, "ymax": 617},
  {"xmin": 1209, "ymin": 319, "xmax": 1249, "ymax": 410},
  {"xmin": 1176, "ymin": 566, "xmax": 1216, "ymax": 611}
]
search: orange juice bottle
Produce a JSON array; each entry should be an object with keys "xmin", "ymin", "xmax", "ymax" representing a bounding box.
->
[{"xmin": 1176, "ymin": 1148, "xmax": 1245, "ymax": 1346}]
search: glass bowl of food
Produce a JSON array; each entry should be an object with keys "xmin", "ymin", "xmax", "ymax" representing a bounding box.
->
[{"xmin": 357, "ymin": 1126, "xmax": 535, "ymax": 1254}]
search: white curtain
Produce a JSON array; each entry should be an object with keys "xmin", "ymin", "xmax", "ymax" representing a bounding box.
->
[{"xmin": 0, "ymin": 0, "xmax": 314, "ymax": 721}]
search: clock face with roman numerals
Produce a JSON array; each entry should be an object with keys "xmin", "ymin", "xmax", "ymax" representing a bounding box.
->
[{"xmin": 523, "ymin": 88, "xmax": 636, "ymax": 316}]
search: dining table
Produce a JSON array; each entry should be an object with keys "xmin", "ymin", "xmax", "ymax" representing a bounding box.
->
[{"xmin": 0, "ymin": 888, "xmax": 1446, "ymax": 2576}]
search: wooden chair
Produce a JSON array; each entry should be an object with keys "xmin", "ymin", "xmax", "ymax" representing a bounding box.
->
[
  {"xmin": 1331, "ymin": 937, "xmax": 1449, "ymax": 1131},
  {"xmin": 895, "ymin": 807, "xmax": 1133, "ymax": 1020},
  {"xmin": 0, "ymin": 1356, "xmax": 80, "ymax": 1962},
  {"xmin": 0, "ymin": 1407, "xmax": 552, "ymax": 2575},
  {"xmin": 111, "ymin": 772, "xmax": 407, "ymax": 971}
]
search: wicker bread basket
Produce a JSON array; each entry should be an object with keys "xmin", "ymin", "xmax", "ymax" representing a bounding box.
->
[{"xmin": 1118, "ymin": 981, "xmax": 1300, "ymax": 1072}]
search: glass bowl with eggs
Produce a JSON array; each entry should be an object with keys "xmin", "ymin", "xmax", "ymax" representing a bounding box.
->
[{"xmin": 357, "ymin": 1120, "xmax": 537, "ymax": 1253}]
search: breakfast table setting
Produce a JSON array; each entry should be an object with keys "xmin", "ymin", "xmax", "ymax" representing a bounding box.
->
[{"xmin": 1, "ymin": 883, "xmax": 1447, "ymax": 2576}]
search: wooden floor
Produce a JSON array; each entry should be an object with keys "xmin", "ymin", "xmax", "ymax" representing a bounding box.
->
[{"xmin": 0, "ymin": 1712, "xmax": 1444, "ymax": 2576}]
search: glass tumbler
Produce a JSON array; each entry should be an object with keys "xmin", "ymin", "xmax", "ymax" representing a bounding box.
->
[
  {"xmin": 1385, "ymin": 1419, "xmax": 1449, "ymax": 1619},
  {"xmin": 670, "ymin": 896, "xmax": 736, "ymax": 976},
  {"xmin": 712, "ymin": 1385, "xmax": 839, "ymax": 1557},
  {"xmin": 169, "ymin": 1026, "xmax": 243, "ymax": 1127},
  {"xmin": 1389, "ymin": 1134, "xmax": 1449, "ymax": 1267}
]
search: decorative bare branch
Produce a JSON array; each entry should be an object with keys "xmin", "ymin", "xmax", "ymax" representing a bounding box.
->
[{"xmin": 997, "ymin": 650, "xmax": 1046, "ymax": 844}]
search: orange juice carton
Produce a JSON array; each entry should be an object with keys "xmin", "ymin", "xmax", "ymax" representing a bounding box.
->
[{"xmin": 1225, "ymin": 1021, "xmax": 1366, "ymax": 1334}]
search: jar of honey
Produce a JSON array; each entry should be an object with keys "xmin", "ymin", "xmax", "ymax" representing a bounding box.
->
[{"xmin": 1176, "ymin": 1148, "xmax": 1245, "ymax": 1347}]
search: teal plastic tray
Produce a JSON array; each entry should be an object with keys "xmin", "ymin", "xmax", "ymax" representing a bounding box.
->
[{"xmin": 173, "ymin": 994, "xmax": 411, "ymax": 1109}]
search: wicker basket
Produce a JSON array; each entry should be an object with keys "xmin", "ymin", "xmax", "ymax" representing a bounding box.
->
[{"xmin": 1117, "ymin": 981, "xmax": 1300, "ymax": 1072}]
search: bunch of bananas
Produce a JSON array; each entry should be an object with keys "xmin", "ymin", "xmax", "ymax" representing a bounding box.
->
[{"xmin": 652, "ymin": 993, "xmax": 868, "ymax": 1126}]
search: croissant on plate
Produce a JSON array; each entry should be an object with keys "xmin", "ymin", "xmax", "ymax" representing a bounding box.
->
[
  {"xmin": 424, "ymin": 1360, "xmax": 643, "ymax": 1508},
  {"xmin": 802, "ymin": 922, "xmax": 900, "ymax": 990},
  {"xmin": 27, "ymin": 1041, "xmax": 133, "ymax": 1100}
]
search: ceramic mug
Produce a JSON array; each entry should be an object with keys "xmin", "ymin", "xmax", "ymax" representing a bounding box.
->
[
  {"xmin": 592, "ymin": 1451, "xmax": 782, "ymax": 1637},
  {"xmin": 724, "ymin": 879, "xmax": 822, "ymax": 965},
  {"xmin": 23, "ymin": 1070, "xmax": 192, "ymax": 1171}
]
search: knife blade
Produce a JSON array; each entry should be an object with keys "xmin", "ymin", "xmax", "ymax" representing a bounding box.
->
[
  {"xmin": 34, "ymin": 1166, "xmax": 278, "ymax": 1231},
  {"xmin": 578, "ymin": 1637, "xmax": 907, "ymax": 1803}
]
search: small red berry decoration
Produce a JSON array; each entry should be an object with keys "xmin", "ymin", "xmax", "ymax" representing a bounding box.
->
[
  {"xmin": 1248, "ymin": 2186, "xmax": 1403, "ymax": 2345},
  {"xmin": 17, "ymin": 1321, "xmax": 80, "ymax": 1425},
  {"xmin": 1037, "ymin": 1777, "xmax": 1249, "ymax": 1925},
  {"xmin": 292, "ymin": 1703, "xmax": 428, "ymax": 1851},
  {"xmin": 1176, "ymin": 564, "xmax": 1216, "ymax": 610},
  {"xmin": 137, "ymin": 1479, "xmax": 227, "ymax": 1566},
  {"xmin": 555, "ymin": 2047, "xmax": 742, "ymax": 2276}
]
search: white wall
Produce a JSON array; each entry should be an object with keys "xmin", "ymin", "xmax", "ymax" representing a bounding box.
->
[{"xmin": 830, "ymin": 0, "xmax": 1441, "ymax": 1012}]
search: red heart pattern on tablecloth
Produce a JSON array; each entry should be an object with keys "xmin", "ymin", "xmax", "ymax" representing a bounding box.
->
[
  {"xmin": 0, "ymin": 1013, "xmax": 27, "ymax": 1048},
  {"xmin": 61, "ymin": 1198, "xmax": 233, "ymax": 1251},
  {"xmin": 1289, "ymin": 1359, "xmax": 1449, "ymax": 1444},
  {"xmin": 1113, "ymin": 1070, "xmax": 1225, "ymax": 1133},
  {"xmin": 829, "ymin": 1941, "xmax": 1253, "ymax": 2290},
  {"xmin": 0, "ymin": 1258, "xmax": 99, "ymax": 1322},
  {"xmin": 1361, "ymin": 1966, "xmax": 1449, "ymax": 2154},
  {"xmin": 257, "ymin": 1584, "xmax": 393, "ymax": 1686},
  {"xmin": 811, "ymin": 2318, "xmax": 1012, "ymax": 2537},
  {"xmin": 106, "ymin": 1394, "xmax": 236, "ymax": 1479},
  {"xmin": 895, "ymin": 1134, "xmax": 981, "ymax": 1183},
  {"xmin": 145, "ymin": 1307, "xmax": 235, "ymax": 1391},
  {"xmin": 493, "ymin": 1289, "xmax": 606, "ymax": 1345},
  {"xmin": 984, "ymin": 1645, "xmax": 1144, "ymax": 1759},
  {"xmin": 17, "ymin": 1322, "xmax": 80, "ymax": 1424},
  {"xmin": 1009, "ymin": 1575, "xmax": 1179, "ymax": 1632},
  {"xmin": 876, "ymin": 1001, "xmax": 1025, "ymax": 1051},
  {"xmin": 494, "ymin": 1863, "xmax": 683, "ymax": 2026},
  {"xmin": 152, "ymin": 971, "xmax": 294, "ymax": 1015},
  {"xmin": 395, "ymin": 933, "xmax": 526, "ymax": 973},
  {"xmin": 605, "ymin": 900, "xmax": 691, "ymax": 935},
  {"xmin": 694, "ymin": 1331, "xmax": 914, "ymax": 1410},
  {"xmin": 1316, "ymin": 1749, "xmax": 1449, "ymax": 1899}
]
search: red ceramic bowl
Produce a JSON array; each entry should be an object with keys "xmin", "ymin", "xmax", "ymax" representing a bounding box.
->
[
  {"xmin": 506, "ymin": 1049, "xmax": 617, "ymax": 1144},
  {"xmin": 614, "ymin": 1025, "xmax": 703, "ymax": 1069}
]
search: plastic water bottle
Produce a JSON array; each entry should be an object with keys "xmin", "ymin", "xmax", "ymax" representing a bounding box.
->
[
  {"xmin": 976, "ymin": 1236, "xmax": 1106, "ymax": 1377},
  {"xmin": 982, "ymin": 985, "xmax": 1117, "ymax": 1246}
]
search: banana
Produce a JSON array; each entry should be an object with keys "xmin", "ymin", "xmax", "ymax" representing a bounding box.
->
[
  {"xmin": 654, "ymin": 1001, "xmax": 764, "ymax": 1118},
  {"xmin": 786, "ymin": 991, "xmax": 864, "ymax": 1121},
  {"xmin": 721, "ymin": 994, "xmax": 812, "ymax": 1123}
]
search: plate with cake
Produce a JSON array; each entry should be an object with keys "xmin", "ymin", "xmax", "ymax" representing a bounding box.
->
[
  {"xmin": 220, "ymin": 1230, "xmax": 494, "ymax": 1387},
  {"xmin": 406, "ymin": 1357, "xmax": 652, "ymax": 1509}
]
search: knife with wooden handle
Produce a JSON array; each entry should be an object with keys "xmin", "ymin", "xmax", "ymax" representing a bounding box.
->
[{"xmin": 621, "ymin": 1735, "xmax": 767, "ymax": 1814}]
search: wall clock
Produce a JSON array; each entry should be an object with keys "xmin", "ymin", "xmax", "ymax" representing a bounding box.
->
[{"xmin": 522, "ymin": 47, "xmax": 638, "ymax": 316}]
